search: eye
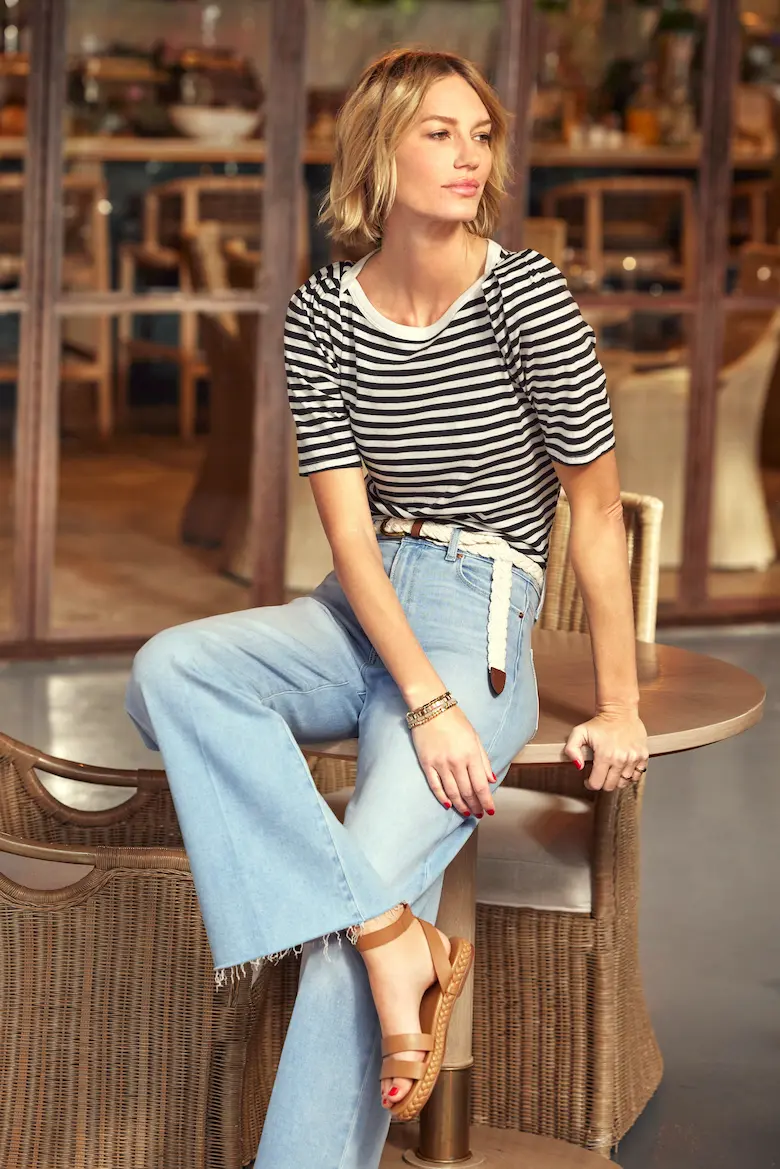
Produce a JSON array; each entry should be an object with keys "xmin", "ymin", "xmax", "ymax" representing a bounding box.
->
[
  {"xmin": 476, "ymin": 133, "xmax": 492, "ymax": 143},
  {"xmin": 429, "ymin": 130, "xmax": 450, "ymax": 140}
]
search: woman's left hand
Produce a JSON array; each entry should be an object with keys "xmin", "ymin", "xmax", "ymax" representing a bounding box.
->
[{"xmin": 564, "ymin": 711, "xmax": 649, "ymax": 792}]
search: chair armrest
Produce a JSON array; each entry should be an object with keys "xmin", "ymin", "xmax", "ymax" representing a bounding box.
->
[
  {"xmin": 0, "ymin": 731, "xmax": 167, "ymax": 790},
  {"xmin": 120, "ymin": 241, "xmax": 180, "ymax": 271}
]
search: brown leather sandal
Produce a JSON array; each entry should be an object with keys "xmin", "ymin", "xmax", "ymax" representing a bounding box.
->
[{"xmin": 356, "ymin": 903, "xmax": 475, "ymax": 1122}]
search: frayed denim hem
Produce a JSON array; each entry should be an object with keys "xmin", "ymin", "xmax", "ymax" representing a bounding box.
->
[{"xmin": 214, "ymin": 923, "xmax": 364, "ymax": 989}]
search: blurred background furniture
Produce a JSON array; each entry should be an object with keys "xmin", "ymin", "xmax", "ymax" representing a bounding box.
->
[
  {"xmin": 255, "ymin": 491, "xmax": 665, "ymax": 1155},
  {"xmin": 179, "ymin": 223, "xmax": 331, "ymax": 593},
  {"xmin": 178, "ymin": 224, "xmax": 253, "ymax": 561},
  {"xmin": 0, "ymin": 732, "xmax": 266, "ymax": 1169},
  {"xmin": 542, "ymin": 176, "xmax": 697, "ymax": 292},
  {"xmin": 116, "ymin": 176, "xmax": 310, "ymax": 440},
  {"xmin": 521, "ymin": 217, "xmax": 567, "ymax": 269},
  {"xmin": 729, "ymin": 179, "xmax": 774, "ymax": 255},
  {"xmin": 0, "ymin": 172, "xmax": 113, "ymax": 438},
  {"xmin": 611, "ymin": 297, "xmax": 780, "ymax": 570}
]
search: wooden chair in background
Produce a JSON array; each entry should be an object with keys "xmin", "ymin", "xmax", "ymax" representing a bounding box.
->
[
  {"xmin": 0, "ymin": 173, "xmax": 113, "ymax": 438},
  {"xmin": 177, "ymin": 224, "xmax": 253, "ymax": 563},
  {"xmin": 181, "ymin": 224, "xmax": 334, "ymax": 594},
  {"xmin": 116, "ymin": 176, "xmax": 310, "ymax": 440},
  {"xmin": 730, "ymin": 180, "xmax": 775, "ymax": 253},
  {"xmin": 542, "ymin": 176, "xmax": 697, "ymax": 292}
]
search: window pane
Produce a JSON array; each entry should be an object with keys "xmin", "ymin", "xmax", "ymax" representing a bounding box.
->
[
  {"xmin": 63, "ymin": 0, "xmax": 271, "ymax": 289},
  {"xmin": 595, "ymin": 307, "xmax": 691, "ymax": 608},
  {"xmin": 0, "ymin": 312, "xmax": 20, "ymax": 634},
  {"xmin": 52, "ymin": 309, "xmax": 257, "ymax": 637},
  {"xmin": 715, "ymin": 2, "xmax": 779, "ymax": 606},
  {"xmin": 530, "ymin": 0, "xmax": 707, "ymax": 295},
  {"xmin": 0, "ymin": 14, "xmax": 27, "ymax": 635}
]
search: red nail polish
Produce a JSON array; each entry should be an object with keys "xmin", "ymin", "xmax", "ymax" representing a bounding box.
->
[
  {"xmin": 444, "ymin": 802, "xmax": 452, "ymax": 809},
  {"xmin": 574, "ymin": 760, "xmax": 583, "ymax": 770},
  {"xmin": 491, "ymin": 772, "xmax": 497, "ymax": 780},
  {"xmin": 389, "ymin": 1087, "xmax": 399, "ymax": 1097},
  {"xmin": 487, "ymin": 809, "xmax": 495, "ymax": 816},
  {"xmin": 476, "ymin": 813, "xmax": 484, "ymax": 819}
]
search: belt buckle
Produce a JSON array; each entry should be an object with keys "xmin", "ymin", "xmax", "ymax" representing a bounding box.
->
[{"xmin": 379, "ymin": 517, "xmax": 402, "ymax": 539}]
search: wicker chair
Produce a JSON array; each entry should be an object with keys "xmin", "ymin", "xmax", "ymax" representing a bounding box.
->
[
  {"xmin": 253, "ymin": 490, "xmax": 665, "ymax": 1157},
  {"xmin": 0, "ymin": 734, "xmax": 266, "ymax": 1169}
]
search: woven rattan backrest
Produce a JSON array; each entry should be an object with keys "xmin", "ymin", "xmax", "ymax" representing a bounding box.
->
[{"xmin": 540, "ymin": 491, "xmax": 663, "ymax": 642}]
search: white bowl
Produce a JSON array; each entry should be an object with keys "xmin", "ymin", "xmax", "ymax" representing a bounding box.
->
[{"xmin": 170, "ymin": 105, "xmax": 262, "ymax": 144}]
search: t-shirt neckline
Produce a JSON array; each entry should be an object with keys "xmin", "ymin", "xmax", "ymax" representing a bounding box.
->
[{"xmin": 342, "ymin": 238, "xmax": 502, "ymax": 341}]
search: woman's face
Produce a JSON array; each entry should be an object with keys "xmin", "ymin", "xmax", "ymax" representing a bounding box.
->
[{"xmin": 390, "ymin": 74, "xmax": 493, "ymax": 229}]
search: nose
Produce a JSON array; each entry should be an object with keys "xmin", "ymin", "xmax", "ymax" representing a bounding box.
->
[
  {"xmin": 454, "ymin": 136, "xmax": 480, "ymax": 170},
  {"xmin": 454, "ymin": 152, "xmax": 479, "ymax": 171}
]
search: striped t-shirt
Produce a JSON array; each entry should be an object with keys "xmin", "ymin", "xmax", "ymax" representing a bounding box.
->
[{"xmin": 284, "ymin": 239, "xmax": 615, "ymax": 571}]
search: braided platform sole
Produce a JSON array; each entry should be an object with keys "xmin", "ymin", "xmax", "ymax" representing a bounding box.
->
[{"xmin": 390, "ymin": 937, "xmax": 475, "ymax": 1122}]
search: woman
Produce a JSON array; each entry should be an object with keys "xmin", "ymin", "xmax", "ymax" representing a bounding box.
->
[{"xmin": 126, "ymin": 47, "xmax": 648, "ymax": 1169}]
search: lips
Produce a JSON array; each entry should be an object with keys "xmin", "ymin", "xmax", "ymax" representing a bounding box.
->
[{"xmin": 445, "ymin": 182, "xmax": 480, "ymax": 195}]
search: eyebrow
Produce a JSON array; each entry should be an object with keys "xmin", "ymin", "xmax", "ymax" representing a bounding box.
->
[{"xmin": 420, "ymin": 115, "xmax": 492, "ymax": 129}]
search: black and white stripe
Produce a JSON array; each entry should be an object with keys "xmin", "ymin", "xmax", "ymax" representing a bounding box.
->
[{"xmin": 284, "ymin": 244, "xmax": 615, "ymax": 570}]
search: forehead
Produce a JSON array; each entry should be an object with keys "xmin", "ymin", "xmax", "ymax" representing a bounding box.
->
[{"xmin": 416, "ymin": 75, "xmax": 490, "ymax": 121}]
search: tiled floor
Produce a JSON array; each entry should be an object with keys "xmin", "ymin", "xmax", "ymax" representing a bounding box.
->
[{"xmin": 0, "ymin": 625, "xmax": 778, "ymax": 1168}]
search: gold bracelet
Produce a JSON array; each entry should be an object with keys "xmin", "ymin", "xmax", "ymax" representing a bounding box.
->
[{"xmin": 406, "ymin": 690, "xmax": 458, "ymax": 729}]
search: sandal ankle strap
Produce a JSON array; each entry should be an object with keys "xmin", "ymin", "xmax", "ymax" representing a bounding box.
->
[{"xmin": 355, "ymin": 904, "xmax": 414, "ymax": 952}]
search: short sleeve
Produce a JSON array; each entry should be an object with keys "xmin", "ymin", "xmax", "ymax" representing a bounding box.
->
[
  {"xmin": 509, "ymin": 255, "xmax": 615, "ymax": 466},
  {"xmin": 284, "ymin": 276, "xmax": 363, "ymax": 477}
]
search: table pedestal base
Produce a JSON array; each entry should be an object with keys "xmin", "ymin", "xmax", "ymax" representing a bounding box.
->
[{"xmin": 380, "ymin": 1121, "xmax": 618, "ymax": 1167}]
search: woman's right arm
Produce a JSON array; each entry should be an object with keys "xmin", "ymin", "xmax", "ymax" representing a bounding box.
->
[{"xmin": 308, "ymin": 466, "xmax": 495, "ymax": 817}]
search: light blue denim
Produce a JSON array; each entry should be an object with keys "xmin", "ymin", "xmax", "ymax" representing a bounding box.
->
[{"xmin": 125, "ymin": 527, "xmax": 541, "ymax": 1169}]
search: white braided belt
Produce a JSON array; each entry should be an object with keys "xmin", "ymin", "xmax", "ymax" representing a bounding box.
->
[{"xmin": 373, "ymin": 517, "xmax": 544, "ymax": 695}]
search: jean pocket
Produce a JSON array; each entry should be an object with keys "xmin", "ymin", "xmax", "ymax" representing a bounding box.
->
[{"xmin": 455, "ymin": 552, "xmax": 530, "ymax": 619}]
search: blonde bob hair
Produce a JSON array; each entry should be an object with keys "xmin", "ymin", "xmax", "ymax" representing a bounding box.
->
[{"xmin": 320, "ymin": 48, "xmax": 512, "ymax": 249}]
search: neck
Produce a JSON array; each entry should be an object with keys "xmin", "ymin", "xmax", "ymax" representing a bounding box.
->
[{"xmin": 361, "ymin": 218, "xmax": 489, "ymax": 327}]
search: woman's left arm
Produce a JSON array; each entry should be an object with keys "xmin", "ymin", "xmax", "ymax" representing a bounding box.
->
[{"xmin": 552, "ymin": 450, "xmax": 650, "ymax": 792}]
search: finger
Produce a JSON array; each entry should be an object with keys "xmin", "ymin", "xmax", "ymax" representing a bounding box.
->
[
  {"xmin": 610, "ymin": 757, "xmax": 640, "ymax": 792},
  {"xmin": 424, "ymin": 766, "xmax": 453, "ymax": 810},
  {"xmin": 476, "ymin": 742, "xmax": 498, "ymax": 805},
  {"xmin": 468, "ymin": 759, "xmax": 494, "ymax": 816},
  {"xmin": 564, "ymin": 727, "xmax": 586, "ymax": 772},
  {"xmin": 451, "ymin": 761, "xmax": 482, "ymax": 817},
  {"xmin": 603, "ymin": 761, "xmax": 630, "ymax": 792},
  {"xmin": 586, "ymin": 758, "xmax": 610, "ymax": 791},
  {"xmin": 438, "ymin": 767, "xmax": 471, "ymax": 817}
]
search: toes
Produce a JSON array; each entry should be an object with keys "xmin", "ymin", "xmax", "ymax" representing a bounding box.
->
[{"xmin": 381, "ymin": 1078, "xmax": 412, "ymax": 1109}]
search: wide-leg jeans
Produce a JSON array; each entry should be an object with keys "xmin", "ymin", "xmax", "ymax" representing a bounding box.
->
[{"xmin": 125, "ymin": 528, "xmax": 541, "ymax": 1169}]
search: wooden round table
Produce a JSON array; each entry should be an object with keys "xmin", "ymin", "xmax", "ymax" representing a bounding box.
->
[{"xmin": 371, "ymin": 630, "xmax": 766, "ymax": 1168}]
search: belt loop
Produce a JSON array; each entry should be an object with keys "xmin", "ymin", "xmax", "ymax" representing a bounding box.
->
[{"xmin": 444, "ymin": 526, "xmax": 462, "ymax": 562}]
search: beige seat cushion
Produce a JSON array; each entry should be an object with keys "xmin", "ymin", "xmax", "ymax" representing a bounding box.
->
[{"xmin": 323, "ymin": 785, "xmax": 593, "ymax": 916}]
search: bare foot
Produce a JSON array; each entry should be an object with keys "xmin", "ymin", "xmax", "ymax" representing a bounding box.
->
[{"xmin": 359, "ymin": 906, "xmax": 451, "ymax": 1109}]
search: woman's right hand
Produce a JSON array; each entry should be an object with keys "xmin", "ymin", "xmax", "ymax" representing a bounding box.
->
[{"xmin": 411, "ymin": 705, "xmax": 495, "ymax": 818}]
